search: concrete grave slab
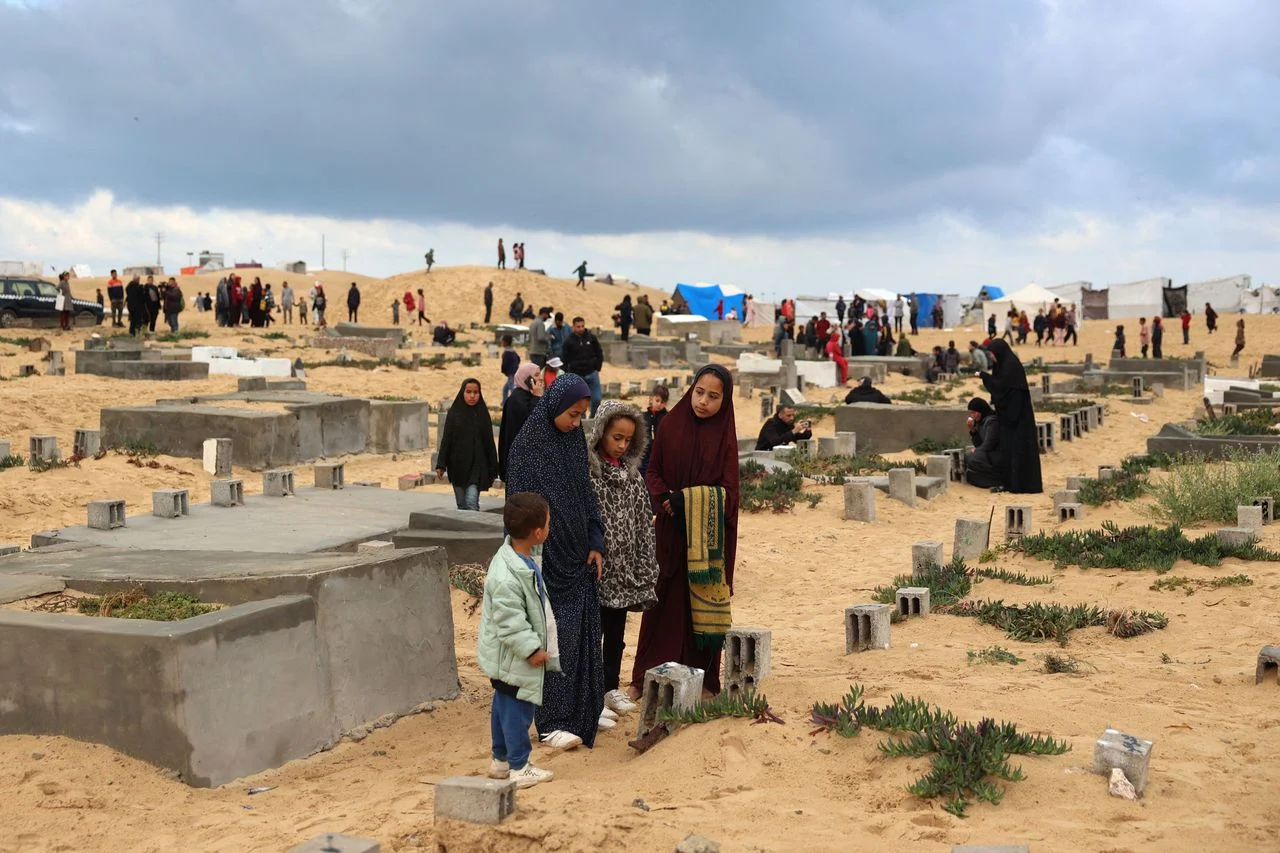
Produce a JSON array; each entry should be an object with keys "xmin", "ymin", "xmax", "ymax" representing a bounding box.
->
[
  {"xmin": 835, "ymin": 403, "xmax": 968, "ymax": 453},
  {"xmin": 0, "ymin": 573, "xmax": 65, "ymax": 605}
]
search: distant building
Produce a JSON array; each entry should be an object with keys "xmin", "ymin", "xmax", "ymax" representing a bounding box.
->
[
  {"xmin": 0, "ymin": 260, "xmax": 44, "ymax": 277},
  {"xmin": 123, "ymin": 265, "xmax": 165, "ymax": 278},
  {"xmin": 280, "ymin": 260, "xmax": 307, "ymax": 274},
  {"xmin": 198, "ymin": 251, "xmax": 226, "ymax": 272}
]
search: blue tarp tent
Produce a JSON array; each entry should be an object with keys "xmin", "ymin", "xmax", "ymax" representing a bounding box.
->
[
  {"xmin": 674, "ymin": 283, "xmax": 745, "ymax": 320},
  {"xmin": 976, "ymin": 286, "xmax": 1004, "ymax": 301}
]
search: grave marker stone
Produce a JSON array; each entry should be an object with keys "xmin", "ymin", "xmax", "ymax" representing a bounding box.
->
[
  {"xmin": 925, "ymin": 455, "xmax": 951, "ymax": 486},
  {"xmin": 1058, "ymin": 414, "xmax": 1073, "ymax": 442},
  {"xmin": 781, "ymin": 387, "xmax": 806, "ymax": 406},
  {"xmin": 637, "ymin": 663, "xmax": 705, "ymax": 738},
  {"xmin": 911, "ymin": 541, "xmax": 944, "ymax": 576},
  {"xmin": 1218, "ymin": 527, "xmax": 1255, "ymax": 548},
  {"xmin": 263, "ymin": 469, "xmax": 296, "ymax": 497},
  {"xmin": 831, "ymin": 431, "xmax": 856, "ymax": 457},
  {"xmin": 87, "ymin": 499, "xmax": 126, "ymax": 530},
  {"xmin": 1005, "ymin": 505, "xmax": 1031, "ymax": 540},
  {"xmin": 887, "ymin": 468, "xmax": 916, "ymax": 507},
  {"xmin": 151, "ymin": 489, "xmax": 190, "ymax": 518},
  {"xmin": 1092, "ymin": 728, "xmax": 1153, "ymax": 796},
  {"xmin": 314, "ymin": 462, "xmax": 345, "ymax": 490},
  {"xmin": 202, "ymin": 438, "xmax": 232, "ymax": 477},
  {"xmin": 843, "ymin": 481, "xmax": 876, "ymax": 522},
  {"xmin": 953, "ymin": 518, "xmax": 990, "ymax": 561},
  {"xmin": 0, "ymin": 439, "xmax": 9, "ymax": 460},
  {"xmin": 433, "ymin": 776, "xmax": 517, "ymax": 826},
  {"xmin": 944, "ymin": 448, "xmax": 964, "ymax": 481},
  {"xmin": 28, "ymin": 435, "xmax": 58, "ymax": 468},
  {"xmin": 1066, "ymin": 475, "xmax": 1087, "ymax": 490},
  {"xmin": 1237, "ymin": 505, "xmax": 1264, "ymax": 533},
  {"xmin": 1057, "ymin": 503, "xmax": 1082, "ymax": 522},
  {"xmin": 723, "ymin": 627, "xmax": 771, "ymax": 696},
  {"xmin": 844, "ymin": 603, "xmax": 891, "ymax": 652},
  {"xmin": 73, "ymin": 428, "xmax": 101, "ymax": 458},
  {"xmin": 896, "ymin": 587, "xmax": 930, "ymax": 618}
]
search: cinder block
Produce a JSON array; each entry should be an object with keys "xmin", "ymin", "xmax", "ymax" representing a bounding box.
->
[
  {"xmin": 887, "ymin": 468, "xmax": 916, "ymax": 507},
  {"xmin": 397, "ymin": 473, "xmax": 422, "ymax": 491},
  {"xmin": 943, "ymin": 448, "xmax": 965, "ymax": 481},
  {"xmin": 1070, "ymin": 411, "xmax": 1083, "ymax": 438},
  {"xmin": 896, "ymin": 587, "xmax": 930, "ymax": 618},
  {"xmin": 1092, "ymin": 728, "xmax": 1153, "ymax": 795},
  {"xmin": 1004, "ymin": 505, "xmax": 1031, "ymax": 540},
  {"xmin": 723, "ymin": 627, "xmax": 771, "ymax": 695},
  {"xmin": 210, "ymin": 478, "xmax": 244, "ymax": 507},
  {"xmin": 844, "ymin": 603, "xmax": 891, "ymax": 652},
  {"xmin": 843, "ymin": 481, "xmax": 876, "ymax": 522},
  {"xmin": 1066, "ymin": 475, "xmax": 1087, "ymax": 490},
  {"xmin": 630, "ymin": 348, "xmax": 650, "ymax": 370},
  {"xmin": 0, "ymin": 439, "xmax": 10, "ymax": 459},
  {"xmin": 73, "ymin": 428, "xmax": 101, "ymax": 458},
  {"xmin": 606, "ymin": 381, "xmax": 622, "ymax": 397},
  {"xmin": 781, "ymin": 387, "xmax": 806, "ymax": 406},
  {"xmin": 1058, "ymin": 414, "xmax": 1073, "ymax": 442},
  {"xmin": 1084, "ymin": 407, "xmax": 1101, "ymax": 431},
  {"xmin": 817, "ymin": 436, "xmax": 838, "ymax": 458},
  {"xmin": 1237, "ymin": 505, "xmax": 1264, "ymax": 533},
  {"xmin": 637, "ymin": 662, "xmax": 705, "ymax": 738},
  {"xmin": 1098, "ymin": 465, "xmax": 1117, "ymax": 481},
  {"xmin": 238, "ymin": 377, "xmax": 268, "ymax": 392},
  {"xmin": 263, "ymin": 469, "xmax": 296, "ymax": 497},
  {"xmin": 830, "ymin": 431, "xmax": 856, "ymax": 457},
  {"xmin": 1219, "ymin": 527, "xmax": 1256, "ymax": 548},
  {"xmin": 1131, "ymin": 377, "xmax": 1144, "ymax": 397},
  {"xmin": 911, "ymin": 540, "xmax": 944, "ymax": 577},
  {"xmin": 314, "ymin": 462, "xmax": 345, "ymax": 490},
  {"xmin": 1036, "ymin": 422, "xmax": 1055, "ymax": 454},
  {"xmin": 151, "ymin": 488, "xmax": 190, "ymax": 518},
  {"xmin": 1255, "ymin": 645, "xmax": 1280, "ymax": 685},
  {"xmin": 18, "ymin": 365, "xmax": 36, "ymax": 377},
  {"xmin": 0, "ymin": 544, "xmax": 22, "ymax": 556},
  {"xmin": 925, "ymin": 455, "xmax": 951, "ymax": 486},
  {"xmin": 357, "ymin": 540, "xmax": 396, "ymax": 553},
  {"xmin": 1040, "ymin": 374, "xmax": 1051, "ymax": 394},
  {"xmin": 433, "ymin": 776, "xmax": 517, "ymax": 826},
  {"xmin": 27, "ymin": 435, "xmax": 58, "ymax": 467},
  {"xmin": 1052, "ymin": 489, "xmax": 1080, "ymax": 509},
  {"xmin": 758, "ymin": 395, "xmax": 773, "ymax": 420},
  {"xmin": 287, "ymin": 834, "xmax": 381, "ymax": 853},
  {"xmin": 87, "ymin": 499, "xmax": 126, "ymax": 530},
  {"xmin": 1094, "ymin": 404, "xmax": 1105, "ymax": 427},
  {"xmin": 953, "ymin": 518, "xmax": 990, "ymax": 561},
  {"xmin": 1057, "ymin": 502, "xmax": 1082, "ymax": 522},
  {"xmin": 202, "ymin": 438, "xmax": 232, "ymax": 477},
  {"xmin": 1251, "ymin": 496, "xmax": 1275, "ymax": 524}
]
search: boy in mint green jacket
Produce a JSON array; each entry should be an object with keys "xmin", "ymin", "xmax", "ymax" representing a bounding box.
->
[{"xmin": 477, "ymin": 493, "xmax": 561, "ymax": 788}]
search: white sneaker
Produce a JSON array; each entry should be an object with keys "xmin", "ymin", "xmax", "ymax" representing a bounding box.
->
[
  {"xmin": 487, "ymin": 758, "xmax": 509, "ymax": 779},
  {"xmin": 599, "ymin": 706, "xmax": 618, "ymax": 721},
  {"xmin": 604, "ymin": 690, "xmax": 638, "ymax": 715},
  {"xmin": 510, "ymin": 762, "xmax": 554, "ymax": 788},
  {"xmin": 597, "ymin": 714, "xmax": 616, "ymax": 730},
  {"xmin": 540, "ymin": 730, "xmax": 583, "ymax": 750}
]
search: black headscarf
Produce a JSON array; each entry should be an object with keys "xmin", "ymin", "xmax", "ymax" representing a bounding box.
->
[
  {"xmin": 967, "ymin": 398, "xmax": 994, "ymax": 418},
  {"xmin": 982, "ymin": 339, "xmax": 1028, "ymax": 401},
  {"xmin": 436, "ymin": 378, "xmax": 498, "ymax": 488},
  {"xmin": 979, "ymin": 341, "xmax": 1042, "ymax": 493}
]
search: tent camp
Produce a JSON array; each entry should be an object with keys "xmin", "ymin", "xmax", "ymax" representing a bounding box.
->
[
  {"xmin": 1186, "ymin": 275, "xmax": 1250, "ymax": 314},
  {"xmin": 1241, "ymin": 284, "xmax": 1280, "ymax": 314},
  {"xmin": 1047, "ymin": 281, "xmax": 1091, "ymax": 309},
  {"xmin": 673, "ymin": 283, "xmax": 745, "ymax": 321},
  {"xmin": 981, "ymin": 283, "xmax": 1062, "ymax": 330},
  {"xmin": 1106, "ymin": 277, "xmax": 1169, "ymax": 319}
]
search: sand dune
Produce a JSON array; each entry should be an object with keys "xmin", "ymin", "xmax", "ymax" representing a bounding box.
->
[{"xmin": 0, "ymin": 289, "xmax": 1278, "ymax": 852}]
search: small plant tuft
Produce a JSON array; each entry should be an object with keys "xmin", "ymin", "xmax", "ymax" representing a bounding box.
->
[
  {"xmin": 657, "ymin": 689, "xmax": 778, "ymax": 725},
  {"xmin": 967, "ymin": 646, "xmax": 1024, "ymax": 666},
  {"xmin": 1150, "ymin": 573, "xmax": 1252, "ymax": 595},
  {"xmin": 0, "ymin": 454, "xmax": 25, "ymax": 471},
  {"xmin": 973, "ymin": 567, "xmax": 1053, "ymax": 586},
  {"xmin": 77, "ymin": 586, "xmax": 216, "ymax": 621},
  {"xmin": 1041, "ymin": 653, "xmax": 1082, "ymax": 674}
]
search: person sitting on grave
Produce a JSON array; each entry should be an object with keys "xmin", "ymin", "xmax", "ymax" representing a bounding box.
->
[
  {"xmin": 433, "ymin": 320, "xmax": 456, "ymax": 346},
  {"xmin": 963, "ymin": 398, "xmax": 1003, "ymax": 490},
  {"xmin": 967, "ymin": 341, "xmax": 989, "ymax": 373},
  {"xmin": 844, "ymin": 376, "xmax": 892, "ymax": 405},
  {"xmin": 755, "ymin": 404, "xmax": 813, "ymax": 451}
]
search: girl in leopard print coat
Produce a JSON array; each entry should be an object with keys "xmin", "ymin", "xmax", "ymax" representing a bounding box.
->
[{"xmin": 587, "ymin": 400, "xmax": 659, "ymax": 710}]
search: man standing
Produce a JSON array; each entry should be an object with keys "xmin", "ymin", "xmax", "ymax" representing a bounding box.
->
[
  {"xmin": 529, "ymin": 307, "xmax": 551, "ymax": 367},
  {"xmin": 548, "ymin": 311, "xmax": 568, "ymax": 359},
  {"xmin": 562, "ymin": 316, "xmax": 604, "ymax": 415},
  {"xmin": 814, "ymin": 312, "xmax": 831, "ymax": 353},
  {"xmin": 834, "ymin": 295, "xmax": 846, "ymax": 323},
  {"xmin": 424, "ymin": 249, "xmax": 434, "ymax": 272},
  {"xmin": 573, "ymin": 260, "xmax": 590, "ymax": 289},
  {"xmin": 107, "ymin": 270, "xmax": 124, "ymax": 327},
  {"xmin": 755, "ymin": 405, "xmax": 813, "ymax": 451},
  {"xmin": 894, "ymin": 295, "xmax": 905, "ymax": 334},
  {"xmin": 1180, "ymin": 308, "xmax": 1192, "ymax": 345},
  {"xmin": 497, "ymin": 238, "xmax": 506, "ymax": 270},
  {"xmin": 143, "ymin": 274, "xmax": 161, "ymax": 333},
  {"xmin": 509, "ymin": 292, "xmax": 525, "ymax": 323},
  {"xmin": 483, "ymin": 282, "xmax": 494, "ymax": 323},
  {"xmin": 281, "ymin": 281, "xmax": 294, "ymax": 324},
  {"xmin": 908, "ymin": 295, "xmax": 919, "ymax": 336},
  {"xmin": 633, "ymin": 295, "xmax": 654, "ymax": 337},
  {"xmin": 347, "ymin": 282, "xmax": 361, "ymax": 323}
]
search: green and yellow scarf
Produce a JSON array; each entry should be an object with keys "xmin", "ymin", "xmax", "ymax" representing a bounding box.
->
[{"xmin": 682, "ymin": 485, "xmax": 731, "ymax": 650}]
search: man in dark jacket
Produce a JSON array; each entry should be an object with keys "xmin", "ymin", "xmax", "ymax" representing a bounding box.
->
[
  {"xmin": 483, "ymin": 282, "xmax": 493, "ymax": 323},
  {"xmin": 755, "ymin": 405, "xmax": 813, "ymax": 451},
  {"xmin": 844, "ymin": 377, "xmax": 892, "ymax": 405},
  {"xmin": 347, "ymin": 282, "xmax": 361, "ymax": 322},
  {"xmin": 562, "ymin": 316, "xmax": 604, "ymax": 415}
]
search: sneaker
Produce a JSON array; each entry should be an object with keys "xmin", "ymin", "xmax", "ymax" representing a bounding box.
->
[
  {"xmin": 487, "ymin": 758, "xmax": 509, "ymax": 779},
  {"xmin": 510, "ymin": 763, "xmax": 554, "ymax": 789},
  {"xmin": 540, "ymin": 730, "xmax": 583, "ymax": 750},
  {"xmin": 604, "ymin": 689, "xmax": 638, "ymax": 715},
  {"xmin": 597, "ymin": 715, "xmax": 616, "ymax": 730},
  {"xmin": 599, "ymin": 706, "xmax": 618, "ymax": 721}
]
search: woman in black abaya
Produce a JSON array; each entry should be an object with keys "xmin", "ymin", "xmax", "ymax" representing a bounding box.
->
[{"xmin": 979, "ymin": 340, "xmax": 1042, "ymax": 494}]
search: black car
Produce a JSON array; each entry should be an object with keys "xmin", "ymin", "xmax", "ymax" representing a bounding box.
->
[{"xmin": 0, "ymin": 277, "xmax": 105, "ymax": 328}]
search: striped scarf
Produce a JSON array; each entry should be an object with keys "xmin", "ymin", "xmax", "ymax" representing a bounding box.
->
[{"xmin": 682, "ymin": 485, "xmax": 732, "ymax": 650}]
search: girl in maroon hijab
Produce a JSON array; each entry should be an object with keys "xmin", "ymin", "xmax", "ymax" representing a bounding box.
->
[{"xmin": 629, "ymin": 364, "xmax": 740, "ymax": 697}]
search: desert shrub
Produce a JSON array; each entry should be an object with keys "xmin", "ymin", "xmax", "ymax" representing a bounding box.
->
[
  {"xmin": 155, "ymin": 330, "xmax": 210, "ymax": 342},
  {"xmin": 911, "ymin": 437, "xmax": 967, "ymax": 455},
  {"xmin": 657, "ymin": 689, "xmax": 774, "ymax": 725},
  {"xmin": 741, "ymin": 467, "xmax": 821, "ymax": 513},
  {"xmin": 972, "ymin": 567, "xmax": 1052, "ymax": 586},
  {"xmin": 0, "ymin": 454, "xmax": 25, "ymax": 471},
  {"xmin": 967, "ymin": 646, "xmax": 1023, "ymax": 666},
  {"xmin": 810, "ymin": 685, "xmax": 1068, "ymax": 818},
  {"xmin": 1010, "ymin": 520, "xmax": 1280, "ymax": 573},
  {"xmin": 949, "ymin": 599, "xmax": 1167, "ymax": 646},
  {"xmin": 1194, "ymin": 409, "xmax": 1276, "ymax": 436},
  {"xmin": 1147, "ymin": 448, "xmax": 1280, "ymax": 526},
  {"xmin": 873, "ymin": 557, "xmax": 972, "ymax": 609},
  {"xmin": 77, "ymin": 586, "xmax": 216, "ymax": 621}
]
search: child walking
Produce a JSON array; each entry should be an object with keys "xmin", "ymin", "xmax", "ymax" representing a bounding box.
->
[
  {"xmin": 477, "ymin": 492, "xmax": 560, "ymax": 788},
  {"xmin": 586, "ymin": 401, "xmax": 659, "ymax": 717}
]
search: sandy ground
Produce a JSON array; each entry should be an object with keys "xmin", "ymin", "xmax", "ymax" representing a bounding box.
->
[{"xmin": 0, "ymin": 275, "xmax": 1278, "ymax": 852}]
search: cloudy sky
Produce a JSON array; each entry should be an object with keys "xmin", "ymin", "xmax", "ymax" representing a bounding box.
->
[{"xmin": 3, "ymin": 0, "xmax": 1280, "ymax": 298}]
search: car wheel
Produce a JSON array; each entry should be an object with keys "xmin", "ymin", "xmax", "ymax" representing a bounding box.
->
[
  {"xmin": 76, "ymin": 311, "xmax": 97, "ymax": 328},
  {"xmin": 0, "ymin": 309, "xmax": 16, "ymax": 329}
]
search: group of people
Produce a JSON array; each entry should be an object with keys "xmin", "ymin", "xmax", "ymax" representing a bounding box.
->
[
  {"xmin": 496, "ymin": 239, "xmax": 528, "ymax": 271},
  {"xmin": 101, "ymin": 271, "xmax": 187, "ymax": 335},
  {"xmin": 441, "ymin": 365, "xmax": 738, "ymax": 788},
  {"xmin": 992, "ymin": 303, "xmax": 1079, "ymax": 347},
  {"xmin": 773, "ymin": 308, "xmax": 917, "ymax": 383},
  {"xmin": 208, "ymin": 276, "xmax": 333, "ymax": 328},
  {"xmin": 611, "ymin": 295, "xmax": 657, "ymax": 340}
]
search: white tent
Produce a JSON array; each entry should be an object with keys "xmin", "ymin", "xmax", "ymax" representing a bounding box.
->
[
  {"xmin": 1186, "ymin": 275, "xmax": 1249, "ymax": 314},
  {"xmin": 1106, "ymin": 277, "xmax": 1168, "ymax": 319},
  {"xmin": 1048, "ymin": 280, "xmax": 1092, "ymax": 307},
  {"xmin": 1241, "ymin": 285, "xmax": 1280, "ymax": 315},
  {"xmin": 981, "ymin": 282, "xmax": 1062, "ymax": 330}
]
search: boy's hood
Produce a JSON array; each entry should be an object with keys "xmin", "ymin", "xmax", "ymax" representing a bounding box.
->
[{"xmin": 587, "ymin": 399, "xmax": 648, "ymax": 476}]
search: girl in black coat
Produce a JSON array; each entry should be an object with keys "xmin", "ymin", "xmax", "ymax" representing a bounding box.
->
[
  {"xmin": 436, "ymin": 378, "xmax": 499, "ymax": 510},
  {"xmin": 980, "ymin": 341, "xmax": 1042, "ymax": 494}
]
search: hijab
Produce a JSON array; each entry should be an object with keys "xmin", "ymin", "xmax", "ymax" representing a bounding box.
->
[
  {"xmin": 438, "ymin": 378, "xmax": 497, "ymax": 486},
  {"xmin": 514, "ymin": 362, "xmax": 541, "ymax": 394},
  {"xmin": 982, "ymin": 339, "xmax": 1028, "ymax": 401},
  {"xmin": 505, "ymin": 374, "xmax": 602, "ymax": 593},
  {"xmin": 967, "ymin": 398, "xmax": 995, "ymax": 419}
]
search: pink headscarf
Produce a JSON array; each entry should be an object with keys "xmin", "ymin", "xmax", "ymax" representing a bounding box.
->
[{"xmin": 514, "ymin": 362, "xmax": 542, "ymax": 395}]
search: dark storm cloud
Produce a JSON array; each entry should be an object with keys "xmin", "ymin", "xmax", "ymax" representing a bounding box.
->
[{"xmin": 1, "ymin": 0, "xmax": 1278, "ymax": 235}]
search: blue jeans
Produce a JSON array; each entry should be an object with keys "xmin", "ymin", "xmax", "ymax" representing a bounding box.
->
[
  {"xmin": 490, "ymin": 690, "xmax": 536, "ymax": 770},
  {"xmin": 583, "ymin": 371, "xmax": 602, "ymax": 416},
  {"xmin": 502, "ymin": 375, "xmax": 515, "ymax": 405},
  {"xmin": 453, "ymin": 483, "xmax": 480, "ymax": 510}
]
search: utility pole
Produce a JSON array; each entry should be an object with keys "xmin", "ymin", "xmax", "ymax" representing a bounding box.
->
[
  {"xmin": 155, "ymin": 232, "xmax": 165, "ymax": 267},
  {"xmin": 321, "ymin": 234, "xmax": 326, "ymax": 270},
  {"xmin": 342, "ymin": 249, "xmax": 349, "ymax": 272},
  {"xmin": 186, "ymin": 251, "xmax": 194, "ymax": 268}
]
